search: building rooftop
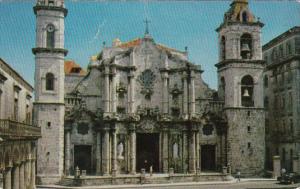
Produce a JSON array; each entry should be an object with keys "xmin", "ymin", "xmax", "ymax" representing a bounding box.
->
[
  {"xmin": 64, "ymin": 60, "xmax": 86, "ymax": 76},
  {"xmin": 0, "ymin": 58, "xmax": 33, "ymax": 92},
  {"xmin": 263, "ymin": 26, "xmax": 300, "ymax": 51}
]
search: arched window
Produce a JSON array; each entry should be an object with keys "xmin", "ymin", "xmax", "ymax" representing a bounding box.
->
[
  {"xmin": 221, "ymin": 36, "xmax": 226, "ymax": 60},
  {"xmin": 241, "ymin": 75, "xmax": 254, "ymax": 107},
  {"xmin": 46, "ymin": 24, "xmax": 55, "ymax": 48},
  {"xmin": 242, "ymin": 11, "xmax": 248, "ymax": 22},
  {"xmin": 46, "ymin": 73, "xmax": 54, "ymax": 91},
  {"xmin": 240, "ymin": 33, "xmax": 252, "ymax": 59}
]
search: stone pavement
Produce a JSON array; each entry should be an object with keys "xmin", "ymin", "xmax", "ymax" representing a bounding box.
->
[{"xmin": 36, "ymin": 178, "xmax": 300, "ymax": 189}]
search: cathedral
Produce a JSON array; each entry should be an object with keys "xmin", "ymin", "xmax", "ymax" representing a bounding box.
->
[{"xmin": 32, "ymin": 0, "xmax": 266, "ymax": 185}]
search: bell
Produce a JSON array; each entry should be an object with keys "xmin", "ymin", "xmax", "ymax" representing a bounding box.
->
[
  {"xmin": 241, "ymin": 43, "xmax": 250, "ymax": 52},
  {"xmin": 243, "ymin": 89, "xmax": 250, "ymax": 97}
]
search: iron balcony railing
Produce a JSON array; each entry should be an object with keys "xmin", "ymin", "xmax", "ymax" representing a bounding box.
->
[{"xmin": 0, "ymin": 119, "xmax": 41, "ymax": 139}]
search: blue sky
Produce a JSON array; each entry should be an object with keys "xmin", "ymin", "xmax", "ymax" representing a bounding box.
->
[{"xmin": 0, "ymin": 1, "xmax": 299, "ymax": 89}]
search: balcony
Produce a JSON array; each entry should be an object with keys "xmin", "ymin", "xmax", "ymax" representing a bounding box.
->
[{"xmin": 0, "ymin": 119, "xmax": 41, "ymax": 140}]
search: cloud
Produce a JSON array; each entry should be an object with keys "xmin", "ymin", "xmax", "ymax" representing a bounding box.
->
[{"xmin": 89, "ymin": 20, "xmax": 107, "ymax": 44}]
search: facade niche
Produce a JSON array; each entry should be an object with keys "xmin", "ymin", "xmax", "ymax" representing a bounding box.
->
[
  {"xmin": 241, "ymin": 75, "xmax": 254, "ymax": 107},
  {"xmin": 240, "ymin": 33, "xmax": 252, "ymax": 59}
]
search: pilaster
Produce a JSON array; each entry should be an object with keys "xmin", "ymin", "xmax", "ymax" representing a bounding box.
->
[
  {"xmin": 3, "ymin": 166, "xmax": 12, "ymax": 189},
  {"xmin": 102, "ymin": 125, "xmax": 110, "ymax": 175}
]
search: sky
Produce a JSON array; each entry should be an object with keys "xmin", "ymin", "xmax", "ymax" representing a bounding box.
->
[{"xmin": 0, "ymin": 0, "xmax": 299, "ymax": 89}]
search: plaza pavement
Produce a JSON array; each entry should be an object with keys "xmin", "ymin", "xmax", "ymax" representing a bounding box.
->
[{"xmin": 37, "ymin": 178, "xmax": 300, "ymax": 189}]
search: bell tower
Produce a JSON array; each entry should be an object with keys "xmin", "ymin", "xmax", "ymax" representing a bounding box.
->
[
  {"xmin": 216, "ymin": 0, "xmax": 266, "ymax": 176},
  {"xmin": 32, "ymin": 0, "xmax": 67, "ymax": 184}
]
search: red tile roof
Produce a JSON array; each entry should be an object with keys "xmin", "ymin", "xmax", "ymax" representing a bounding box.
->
[{"xmin": 64, "ymin": 60, "xmax": 86, "ymax": 76}]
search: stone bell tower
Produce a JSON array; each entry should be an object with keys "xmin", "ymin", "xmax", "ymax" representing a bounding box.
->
[
  {"xmin": 215, "ymin": 0, "xmax": 265, "ymax": 176},
  {"xmin": 32, "ymin": 0, "xmax": 67, "ymax": 184}
]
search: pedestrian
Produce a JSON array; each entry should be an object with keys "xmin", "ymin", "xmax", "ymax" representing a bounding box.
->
[{"xmin": 236, "ymin": 170, "xmax": 241, "ymax": 182}]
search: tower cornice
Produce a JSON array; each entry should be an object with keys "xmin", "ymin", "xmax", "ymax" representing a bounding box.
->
[
  {"xmin": 216, "ymin": 21, "xmax": 264, "ymax": 32},
  {"xmin": 215, "ymin": 59, "xmax": 265, "ymax": 69},
  {"xmin": 33, "ymin": 5, "xmax": 68, "ymax": 17},
  {"xmin": 32, "ymin": 47, "xmax": 68, "ymax": 56}
]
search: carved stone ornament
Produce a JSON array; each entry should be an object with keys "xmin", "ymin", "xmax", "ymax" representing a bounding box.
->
[
  {"xmin": 137, "ymin": 105, "xmax": 160, "ymax": 117},
  {"xmin": 203, "ymin": 124, "xmax": 214, "ymax": 136},
  {"xmin": 138, "ymin": 69, "xmax": 156, "ymax": 99},
  {"xmin": 116, "ymin": 82, "xmax": 127, "ymax": 98},
  {"xmin": 77, "ymin": 122, "xmax": 89, "ymax": 135}
]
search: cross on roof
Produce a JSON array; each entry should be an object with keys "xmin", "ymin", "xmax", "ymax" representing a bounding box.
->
[{"xmin": 144, "ymin": 18, "xmax": 151, "ymax": 35}]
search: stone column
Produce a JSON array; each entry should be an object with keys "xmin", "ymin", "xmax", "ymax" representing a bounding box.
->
[
  {"xmin": 111, "ymin": 67, "xmax": 117, "ymax": 113},
  {"xmin": 128, "ymin": 73, "xmax": 135, "ymax": 113},
  {"xmin": 162, "ymin": 128, "xmax": 169, "ymax": 173},
  {"xmin": 182, "ymin": 129, "xmax": 188, "ymax": 173},
  {"xmin": 24, "ymin": 159, "xmax": 30, "ymax": 189},
  {"xmin": 30, "ymin": 159, "xmax": 36, "ymax": 189},
  {"xmin": 3, "ymin": 167, "xmax": 12, "ymax": 189},
  {"xmin": 64, "ymin": 127, "xmax": 71, "ymax": 176},
  {"xmin": 111, "ymin": 126, "xmax": 117, "ymax": 172},
  {"xmin": 182, "ymin": 72, "xmax": 188, "ymax": 116},
  {"xmin": 189, "ymin": 71, "xmax": 195, "ymax": 115},
  {"xmin": 195, "ymin": 130, "xmax": 200, "ymax": 171},
  {"xmin": 19, "ymin": 162, "xmax": 25, "ymax": 189},
  {"xmin": 162, "ymin": 72, "xmax": 169, "ymax": 114},
  {"xmin": 96, "ymin": 130, "xmax": 101, "ymax": 175},
  {"xmin": 273, "ymin": 156, "xmax": 281, "ymax": 179},
  {"xmin": 189, "ymin": 130, "xmax": 196, "ymax": 173},
  {"xmin": 12, "ymin": 164, "xmax": 19, "ymax": 189},
  {"xmin": 129, "ymin": 124, "xmax": 136, "ymax": 174},
  {"xmin": 102, "ymin": 126, "xmax": 110, "ymax": 175},
  {"xmin": 104, "ymin": 66, "xmax": 110, "ymax": 113}
]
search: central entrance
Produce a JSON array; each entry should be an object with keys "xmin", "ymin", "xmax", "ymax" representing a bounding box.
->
[
  {"xmin": 74, "ymin": 145, "xmax": 92, "ymax": 174},
  {"xmin": 201, "ymin": 145, "xmax": 216, "ymax": 171},
  {"xmin": 136, "ymin": 133, "xmax": 159, "ymax": 172}
]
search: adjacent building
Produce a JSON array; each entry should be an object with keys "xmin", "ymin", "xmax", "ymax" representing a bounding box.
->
[
  {"xmin": 0, "ymin": 58, "xmax": 41, "ymax": 189},
  {"xmin": 263, "ymin": 26, "xmax": 300, "ymax": 172}
]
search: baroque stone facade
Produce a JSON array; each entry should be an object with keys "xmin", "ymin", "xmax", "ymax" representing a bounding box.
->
[
  {"xmin": 263, "ymin": 26, "xmax": 300, "ymax": 172},
  {"xmin": 33, "ymin": 0, "xmax": 267, "ymax": 185}
]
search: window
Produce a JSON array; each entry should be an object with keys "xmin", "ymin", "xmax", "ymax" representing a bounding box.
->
[
  {"xmin": 248, "ymin": 142, "xmax": 251, "ymax": 148},
  {"xmin": 286, "ymin": 42, "xmax": 292, "ymax": 55},
  {"xmin": 14, "ymin": 98, "xmax": 18, "ymax": 121},
  {"xmin": 241, "ymin": 75, "xmax": 254, "ymax": 107},
  {"xmin": 247, "ymin": 126, "xmax": 251, "ymax": 133},
  {"xmin": 271, "ymin": 49, "xmax": 277, "ymax": 62},
  {"xmin": 46, "ymin": 24, "xmax": 55, "ymax": 48},
  {"xmin": 242, "ymin": 11, "xmax": 248, "ymax": 22},
  {"xmin": 221, "ymin": 36, "xmax": 226, "ymax": 60},
  {"xmin": 46, "ymin": 73, "xmax": 54, "ymax": 91},
  {"xmin": 264, "ymin": 75, "xmax": 268, "ymax": 88},
  {"xmin": 279, "ymin": 45, "xmax": 284, "ymax": 57},
  {"xmin": 240, "ymin": 33, "xmax": 252, "ymax": 59}
]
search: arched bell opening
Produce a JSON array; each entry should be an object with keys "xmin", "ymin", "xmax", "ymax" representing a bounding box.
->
[{"xmin": 241, "ymin": 75, "xmax": 254, "ymax": 107}]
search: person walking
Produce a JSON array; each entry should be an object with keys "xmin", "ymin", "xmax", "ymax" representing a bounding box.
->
[{"xmin": 236, "ymin": 170, "xmax": 241, "ymax": 182}]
